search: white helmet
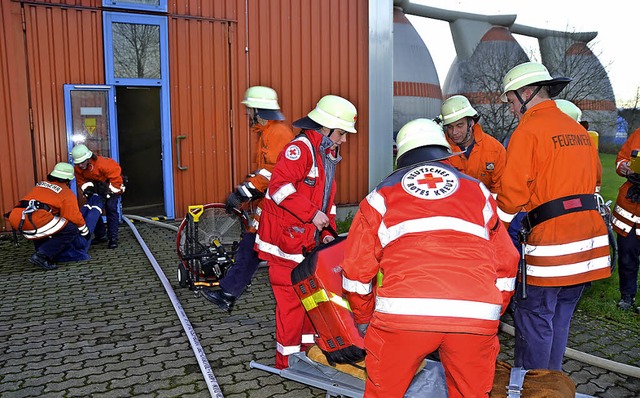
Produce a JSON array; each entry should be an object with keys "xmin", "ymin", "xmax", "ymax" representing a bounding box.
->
[
  {"xmin": 71, "ymin": 144, "xmax": 93, "ymax": 164},
  {"xmin": 241, "ymin": 86, "xmax": 285, "ymax": 120},
  {"xmin": 500, "ymin": 61, "xmax": 571, "ymax": 102},
  {"xmin": 395, "ymin": 119, "xmax": 452, "ymax": 164},
  {"xmin": 555, "ymin": 99, "xmax": 582, "ymax": 122},
  {"xmin": 441, "ymin": 95, "xmax": 479, "ymax": 126},
  {"xmin": 50, "ymin": 162, "xmax": 75, "ymax": 180},
  {"xmin": 300, "ymin": 95, "xmax": 357, "ymax": 133}
]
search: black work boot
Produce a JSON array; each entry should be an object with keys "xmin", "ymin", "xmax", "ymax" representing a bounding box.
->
[
  {"xmin": 617, "ymin": 295, "xmax": 635, "ymax": 311},
  {"xmin": 108, "ymin": 239, "xmax": 118, "ymax": 249},
  {"xmin": 93, "ymin": 235, "xmax": 108, "ymax": 244},
  {"xmin": 201, "ymin": 288, "xmax": 236, "ymax": 312},
  {"xmin": 29, "ymin": 252, "xmax": 57, "ymax": 271}
]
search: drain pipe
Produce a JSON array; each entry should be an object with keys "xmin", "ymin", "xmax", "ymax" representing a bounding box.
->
[
  {"xmin": 124, "ymin": 218, "xmax": 224, "ymax": 398},
  {"xmin": 499, "ymin": 322, "xmax": 640, "ymax": 378}
]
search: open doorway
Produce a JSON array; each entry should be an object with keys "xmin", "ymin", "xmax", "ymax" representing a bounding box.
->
[{"xmin": 116, "ymin": 86, "xmax": 165, "ymax": 216}]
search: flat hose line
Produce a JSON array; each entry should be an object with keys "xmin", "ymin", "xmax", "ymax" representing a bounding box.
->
[
  {"xmin": 499, "ymin": 322, "xmax": 640, "ymax": 378},
  {"xmin": 124, "ymin": 217, "xmax": 223, "ymax": 398}
]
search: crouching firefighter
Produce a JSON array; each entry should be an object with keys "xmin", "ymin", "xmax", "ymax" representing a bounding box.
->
[
  {"xmin": 341, "ymin": 119, "xmax": 519, "ymax": 398},
  {"xmin": 5, "ymin": 162, "xmax": 91, "ymax": 271}
]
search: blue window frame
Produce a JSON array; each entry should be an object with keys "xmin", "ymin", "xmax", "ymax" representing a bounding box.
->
[{"xmin": 102, "ymin": 0, "xmax": 167, "ymax": 13}]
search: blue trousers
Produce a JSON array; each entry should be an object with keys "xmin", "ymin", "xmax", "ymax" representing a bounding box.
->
[
  {"xmin": 617, "ymin": 228, "xmax": 640, "ymax": 299},
  {"xmin": 33, "ymin": 223, "xmax": 79, "ymax": 261},
  {"xmin": 55, "ymin": 195, "xmax": 105, "ymax": 262},
  {"xmin": 513, "ymin": 283, "xmax": 586, "ymax": 370},
  {"xmin": 219, "ymin": 232, "xmax": 261, "ymax": 297},
  {"xmin": 94, "ymin": 195, "xmax": 119, "ymax": 241}
]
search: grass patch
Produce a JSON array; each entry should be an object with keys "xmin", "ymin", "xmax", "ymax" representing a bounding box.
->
[{"xmin": 577, "ymin": 152, "xmax": 640, "ymax": 327}]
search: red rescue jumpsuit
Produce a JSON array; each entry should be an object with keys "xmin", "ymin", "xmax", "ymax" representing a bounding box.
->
[
  {"xmin": 342, "ymin": 160, "xmax": 518, "ymax": 398},
  {"xmin": 256, "ymin": 129, "xmax": 337, "ymax": 369},
  {"xmin": 446, "ymin": 123, "xmax": 506, "ymax": 194}
]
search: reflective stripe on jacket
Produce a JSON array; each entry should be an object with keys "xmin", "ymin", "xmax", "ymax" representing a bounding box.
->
[
  {"xmin": 612, "ymin": 127, "xmax": 640, "ymax": 238},
  {"xmin": 447, "ymin": 123, "xmax": 506, "ymax": 194},
  {"xmin": 256, "ymin": 129, "xmax": 337, "ymax": 267},
  {"xmin": 496, "ymin": 100, "xmax": 610, "ymax": 286},
  {"xmin": 342, "ymin": 161, "xmax": 519, "ymax": 335}
]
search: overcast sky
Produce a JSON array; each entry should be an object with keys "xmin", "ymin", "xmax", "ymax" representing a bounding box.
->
[{"xmin": 407, "ymin": 0, "xmax": 639, "ymax": 106}]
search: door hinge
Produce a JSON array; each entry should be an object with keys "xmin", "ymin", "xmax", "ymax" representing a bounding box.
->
[
  {"xmin": 21, "ymin": 7, "xmax": 26, "ymax": 31},
  {"xmin": 29, "ymin": 107, "xmax": 34, "ymax": 131}
]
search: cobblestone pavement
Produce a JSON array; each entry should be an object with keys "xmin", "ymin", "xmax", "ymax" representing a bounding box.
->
[{"xmin": 1, "ymin": 220, "xmax": 639, "ymax": 397}]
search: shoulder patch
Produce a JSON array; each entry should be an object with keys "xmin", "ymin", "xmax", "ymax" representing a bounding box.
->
[
  {"xmin": 401, "ymin": 164, "xmax": 459, "ymax": 200},
  {"xmin": 285, "ymin": 145, "xmax": 302, "ymax": 161},
  {"xmin": 485, "ymin": 162, "xmax": 495, "ymax": 170}
]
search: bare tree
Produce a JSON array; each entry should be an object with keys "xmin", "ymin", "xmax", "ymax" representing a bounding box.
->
[{"xmin": 112, "ymin": 22, "xmax": 161, "ymax": 79}]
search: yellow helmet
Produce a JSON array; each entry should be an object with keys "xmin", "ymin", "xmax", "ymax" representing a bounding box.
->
[
  {"xmin": 50, "ymin": 162, "xmax": 75, "ymax": 180},
  {"xmin": 500, "ymin": 61, "xmax": 571, "ymax": 102},
  {"xmin": 71, "ymin": 144, "xmax": 93, "ymax": 164},
  {"xmin": 306, "ymin": 95, "xmax": 358, "ymax": 133},
  {"xmin": 395, "ymin": 119, "xmax": 452, "ymax": 164},
  {"xmin": 555, "ymin": 99, "xmax": 582, "ymax": 122},
  {"xmin": 441, "ymin": 95, "xmax": 479, "ymax": 125},
  {"xmin": 241, "ymin": 86, "xmax": 284, "ymax": 120}
]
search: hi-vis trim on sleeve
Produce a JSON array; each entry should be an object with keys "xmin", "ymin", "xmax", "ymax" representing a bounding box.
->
[
  {"xmin": 301, "ymin": 334, "xmax": 316, "ymax": 344},
  {"xmin": 109, "ymin": 183, "xmax": 123, "ymax": 194},
  {"xmin": 21, "ymin": 216, "xmax": 66, "ymax": 239},
  {"xmin": 378, "ymin": 216, "xmax": 490, "ymax": 248},
  {"xmin": 272, "ymin": 183, "xmax": 296, "ymax": 205},
  {"xmin": 497, "ymin": 206, "xmax": 516, "ymax": 223},
  {"xmin": 375, "ymin": 296, "xmax": 502, "ymax": 321},
  {"xmin": 276, "ymin": 342, "xmax": 301, "ymax": 356},
  {"xmin": 480, "ymin": 184, "xmax": 495, "ymax": 228},
  {"xmin": 612, "ymin": 215, "xmax": 632, "ymax": 234},
  {"xmin": 255, "ymin": 234, "xmax": 305, "ymax": 263},
  {"xmin": 495, "ymin": 277, "xmax": 516, "ymax": 292},
  {"xmin": 366, "ymin": 190, "xmax": 387, "ymax": 216},
  {"xmin": 257, "ymin": 168, "xmax": 272, "ymax": 179},
  {"xmin": 342, "ymin": 276, "xmax": 373, "ymax": 295},
  {"xmin": 527, "ymin": 255, "xmax": 611, "ymax": 278},
  {"xmin": 614, "ymin": 204, "xmax": 640, "ymax": 224},
  {"xmin": 524, "ymin": 234, "xmax": 609, "ymax": 257},
  {"xmin": 78, "ymin": 225, "xmax": 89, "ymax": 235},
  {"xmin": 293, "ymin": 136, "xmax": 319, "ymax": 178},
  {"xmin": 329, "ymin": 205, "xmax": 336, "ymax": 215}
]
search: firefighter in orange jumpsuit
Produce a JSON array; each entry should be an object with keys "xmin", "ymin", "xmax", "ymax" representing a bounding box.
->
[
  {"xmin": 341, "ymin": 118, "xmax": 518, "ymax": 398},
  {"xmin": 71, "ymin": 144, "xmax": 125, "ymax": 249},
  {"xmin": 201, "ymin": 86, "xmax": 295, "ymax": 311},
  {"xmin": 7, "ymin": 162, "xmax": 90, "ymax": 270},
  {"xmin": 255, "ymin": 94, "xmax": 358, "ymax": 369},
  {"xmin": 440, "ymin": 95, "xmax": 506, "ymax": 195},
  {"xmin": 498, "ymin": 62, "xmax": 611, "ymax": 370},
  {"xmin": 612, "ymin": 127, "xmax": 640, "ymax": 313}
]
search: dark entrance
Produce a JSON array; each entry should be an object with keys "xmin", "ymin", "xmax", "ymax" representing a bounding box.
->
[{"xmin": 115, "ymin": 86, "xmax": 165, "ymax": 216}]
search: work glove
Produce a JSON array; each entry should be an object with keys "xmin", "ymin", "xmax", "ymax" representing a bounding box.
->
[
  {"xmin": 82, "ymin": 183, "xmax": 96, "ymax": 199},
  {"xmin": 628, "ymin": 172, "xmax": 640, "ymax": 186},
  {"xmin": 626, "ymin": 184, "xmax": 640, "ymax": 204},
  {"xmin": 225, "ymin": 191, "xmax": 245, "ymax": 214},
  {"xmin": 325, "ymin": 345, "xmax": 366, "ymax": 365},
  {"xmin": 95, "ymin": 181, "xmax": 112, "ymax": 199}
]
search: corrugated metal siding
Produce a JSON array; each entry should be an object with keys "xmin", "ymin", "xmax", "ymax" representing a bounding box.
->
[
  {"xmin": 0, "ymin": 1, "xmax": 33, "ymax": 231},
  {"xmin": 245, "ymin": 0, "xmax": 369, "ymax": 205},
  {"xmin": 23, "ymin": 4, "xmax": 104, "ymax": 177}
]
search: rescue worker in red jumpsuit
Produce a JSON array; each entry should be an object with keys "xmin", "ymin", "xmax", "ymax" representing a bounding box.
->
[
  {"xmin": 255, "ymin": 94, "xmax": 358, "ymax": 369},
  {"xmin": 440, "ymin": 95, "xmax": 506, "ymax": 195},
  {"xmin": 201, "ymin": 86, "xmax": 295, "ymax": 311},
  {"xmin": 7, "ymin": 162, "xmax": 91, "ymax": 270},
  {"xmin": 341, "ymin": 118, "xmax": 518, "ymax": 398},
  {"xmin": 498, "ymin": 62, "xmax": 611, "ymax": 370},
  {"xmin": 71, "ymin": 144, "xmax": 125, "ymax": 249},
  {"xmin": 612, "ymin": 127, "xmax": 640, "ymax": 313}
]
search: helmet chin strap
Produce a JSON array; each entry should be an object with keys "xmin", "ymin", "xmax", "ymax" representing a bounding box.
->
[{"xmin": 515, "ymin": 86, "xmax": 542, "ymax": 114}]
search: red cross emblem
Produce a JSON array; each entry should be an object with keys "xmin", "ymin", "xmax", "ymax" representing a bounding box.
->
[
  {"xmin": 288, "ymin": 148, "xmax": 297, "ymax": 156},
  {"xmin": 416, "ymin": 173, "xmax": 443, "ymax": 189}
]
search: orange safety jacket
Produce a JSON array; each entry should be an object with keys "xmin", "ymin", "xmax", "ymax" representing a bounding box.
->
[
  {"xmin": 255, "ymin": 129, "xmax": 337, "ymax": 267},
  {"xmin": 75, "ymin": 156, "xmax": 124, "ymax": 194},
  {"xmin": 342, "ymin": 161, "xmax": 518, "ymax": 335},
  {"xmin": 612, "ymin": 127, "xmax": 640, "ymax": 238},
  {"xmin": 446, "ymin": 123, "xmax": 506, "ymax": 194},
  {"xmin": 8, "ymin": 180, "xmax": 88, "ymax": 239},
  {"xmin": 243, "ymin": 120, "xmax": 295, "ymax": 233},
  {"xmin": 496, "ymin": 100, "xmax": 610, "ymax": 287}
]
